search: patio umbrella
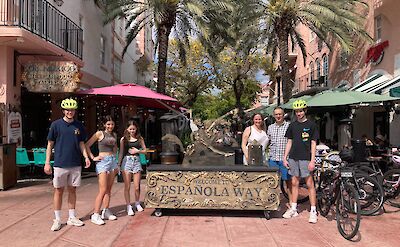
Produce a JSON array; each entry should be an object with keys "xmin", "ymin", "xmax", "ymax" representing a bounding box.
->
[
  {"xmin": 306, "ymin": 90, "xmax": 399, "ymax": 107},
  {"xmin": 281, "ymin": 95, "xmax": 313, "ymax": 109},
  {"xmin": 77, "ymin": 83, "xmax": 182, "ymax": 110}
]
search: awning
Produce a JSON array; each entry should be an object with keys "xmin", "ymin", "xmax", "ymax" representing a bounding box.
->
[
  {"xmin": 306, "ymin": 90, "xmax": 398, "ymax": 107},
  {"xmin": 350, "ymin": 74, "xmax": 390, "ymax": 93},
  {"xmin": 373, "ymin": 75, "xmax": 400, "ymax": 95},
  {"xmin": 77, "ymin": 83, "xmax": 182, "ymax": 110}
]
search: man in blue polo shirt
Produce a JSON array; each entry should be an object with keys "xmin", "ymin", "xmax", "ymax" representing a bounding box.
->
[{"xmin": 44, "ymin": 98, "xmax": 91, "ymax": 231}]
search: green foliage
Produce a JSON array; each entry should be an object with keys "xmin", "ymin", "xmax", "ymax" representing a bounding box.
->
[
  {"xmin": 261, "ymin": 0, "xmax": 372, "ymax": 102},
  {"xmin": 166, "ymin": 39, "xmax": 215, "ymax": 107}
]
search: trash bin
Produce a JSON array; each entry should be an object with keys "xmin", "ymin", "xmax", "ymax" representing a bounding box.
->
[
  {"xmin": 351, "ymin": 139, "xmax": 367, "ymax": 162},
  {"xmin": 0, "ymin": 143, "xmax": 17, "ymax": 190},
  {"xmin": 234, "ymin": 148, "xmax": 243, "ymax": 165}
]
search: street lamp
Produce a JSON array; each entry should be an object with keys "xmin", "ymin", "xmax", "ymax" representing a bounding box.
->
[{"xmin": 275, "ymin": 66, "xmax": 282, "ymax": 106}]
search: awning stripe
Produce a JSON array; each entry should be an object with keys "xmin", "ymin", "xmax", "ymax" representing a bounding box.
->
[
  {"xmin": 350, "ymin": 74, "xmax": 381, "ymax": 91},
  {"xmin": 353, "ymin": 75, "xmax": 389, "ymax": 92},
  {"xmin": 372, "ymin": 75, "xmax": 400, "ymax": 94}
]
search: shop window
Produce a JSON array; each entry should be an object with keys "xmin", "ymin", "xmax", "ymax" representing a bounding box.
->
[
  {"xmin": 375, "ymin": 15, "xmax": 382, "ymax": 43},
  {"xmin": 100, "ymin": 35, "xmax": 106, "ymax": 65}
]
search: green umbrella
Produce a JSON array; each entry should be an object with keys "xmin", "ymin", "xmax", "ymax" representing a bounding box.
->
[
  {"xmin": 281, "ymin": 95, "xmax": 313, "ymax": 109},
  {"xmin": 306, "ymin": 90, "xmax": 399, "ymax": 107}
]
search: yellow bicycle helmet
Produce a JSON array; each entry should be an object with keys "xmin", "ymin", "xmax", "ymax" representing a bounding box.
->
[
  {"xmin": 292, "ymin": 99, "xmax": 307, "ymax": 110},
  {"xmin": 61, "ymin": 98, "xmax": 78, "ymax": 110}
]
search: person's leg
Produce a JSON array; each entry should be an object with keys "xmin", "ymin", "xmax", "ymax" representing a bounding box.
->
[
  {"xmin": 279, "ymin": 161, "xmax": 292, "ymax": 205},
  {"xmin": 283, "ymin": 159, "xmax": 300, "ymax": 219},
  {"xmin": 305, "ymin": 175, "xmax": 316, "ymax": 207},
  {"xmin": 101, "ymin": 168, "xmax": 118, "ymax": 220},
  {"xmin": 133, "ymin": 171, "xmax": 142, "ymax": 211},
  {"xmin": 54, "ymin": 187, "xmax": 64, "ymax": 212},
  {"xmin": 94, "ymin": 172, "xmax": 108, "ymax": 213},
  {"xmin": 122, "ymin": 171, "xmax": 132, "ymax": 205},
  {"xmin": 67, "ymin": 186, "xmax": 76, "ymax": 210}
]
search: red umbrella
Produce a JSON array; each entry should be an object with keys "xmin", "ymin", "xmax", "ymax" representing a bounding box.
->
[{"xmin": 77, "ymin": 83, "xmax": 182, "ymax": 110}]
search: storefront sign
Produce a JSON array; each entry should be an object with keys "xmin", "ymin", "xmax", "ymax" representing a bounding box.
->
[
  {"xmin": 366, "ymin": 40, "xmax": 389, "ymax": 65},
  {"xmin": 21, "ymin": 62, "xmax": 80, "ymax": 92},
  {"xmin": 145, "ymin": 170, "xmax": 280, "ymax": 210},
  {"xmin": 7, "ymin": 111, "xmax": 22, "ymax": 147}
]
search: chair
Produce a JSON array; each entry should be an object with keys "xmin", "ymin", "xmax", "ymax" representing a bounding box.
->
[
  {"xmin": 32, "ymin": 148, "xmax": 49, "ymax": 168},
  {"xmin": 16, "ymin": 147, "xmax": 34, "ymax": 170}
]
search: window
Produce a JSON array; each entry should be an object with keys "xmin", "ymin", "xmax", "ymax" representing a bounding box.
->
[
  {"xmin": 78, "ymin": 15, "xmax": 83, "ymax": 28},
  {"xmin": 322, "ymin": 54, "xmax": 328, "ymax": 84},
  {"xmin": 316, "ymin": 58, "xmax": 321, "ymax": 80},
  {"xmin": 309, "ymin": 61, "xmax": 314, "ymax": 84},
  {"xmin": 100, "ymin": 35, "xmax": 106, "ymax": 65},
  {"xmin": 309, "ymin": 30, "xmax": 316, "ymax": 42},
  {"xmin": 114, "ymin": 59, "xmax": 122, "ymax": 81},
  {"xmin": 340, "ymin": 51, "xmax": 349, "ymax": 69},
  {"xmin": 375, "ymin": 15, "xmax": 382, "ymax": 42}
]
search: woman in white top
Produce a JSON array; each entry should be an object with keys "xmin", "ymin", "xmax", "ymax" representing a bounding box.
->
[{"xmin": 241, "ymin": 113, "xmax": 269, "ymax": 165}]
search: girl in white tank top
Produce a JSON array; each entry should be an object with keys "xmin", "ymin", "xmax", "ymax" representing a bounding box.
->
[{"xmin": 241, "ymin": 114, "xmax": 269, "ymax": 165}]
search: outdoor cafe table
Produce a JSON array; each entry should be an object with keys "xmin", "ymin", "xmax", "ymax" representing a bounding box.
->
[{"xmin": 144, "ymin": 164, "xmax": 280, "ymax": 219}]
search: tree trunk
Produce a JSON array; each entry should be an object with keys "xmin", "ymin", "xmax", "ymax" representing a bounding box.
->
[
  {"xmin": 157, "ymin": 25, "xmax": 173, "ymax": 94},
  {"xmin": 278, "ymin": 30, "xmax": 292, "ymax": 103},
  {"xmin": 233, "ymin": 76, "xmax": 245, "ymax": 131}
]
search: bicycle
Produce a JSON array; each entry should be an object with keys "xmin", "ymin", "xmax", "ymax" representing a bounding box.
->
[{"xmin": 317, "ymin": 159, "xmax": 361, "ymax": 240}]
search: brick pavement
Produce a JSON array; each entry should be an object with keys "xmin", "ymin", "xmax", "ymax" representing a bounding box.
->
[{"xmin": 0, "ymin": 177, "xmax": 399, "ymax": 247}]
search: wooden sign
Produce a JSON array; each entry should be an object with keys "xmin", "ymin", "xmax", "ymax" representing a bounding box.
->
[
  {"xmin": 21, "ymin": 61, "xmax": 80, "ymax": 92},
  {"xmin": 145, "ymin": 168, "xmax": 280, "ymax": 211}
]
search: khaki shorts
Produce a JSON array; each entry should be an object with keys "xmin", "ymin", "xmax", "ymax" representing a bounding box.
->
[{"xmin": 53, "ymin": 166, "xmax": 82, "ymax": 188}]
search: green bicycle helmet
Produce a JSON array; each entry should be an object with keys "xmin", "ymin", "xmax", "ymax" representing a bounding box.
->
[
  {"xmin": 292, "ymin": 99, "xmax": 307, "ymax": 110},
  {"xmin": 61, "ymin": 98, "xmax": 78, "ymax": 110}
]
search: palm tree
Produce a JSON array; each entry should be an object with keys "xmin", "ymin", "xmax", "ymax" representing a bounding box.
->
[
  {"xmin": 95, "ymin": 0, "xmax": 229, "ymax": 94},
  {"xmin": 261, "ymin": 0, "xmax": 372, "ymax": 103},
  {"xmin": 198, "ymin": 0, "xmax": 269, "ymax": 128}
]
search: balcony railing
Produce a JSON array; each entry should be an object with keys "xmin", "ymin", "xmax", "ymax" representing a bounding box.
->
[
  {"xmin": 295, "ymin": 70, "xmax": 328, "ymax": 88},
  {"xmin": 0, "ymin": 0, "xmax": 83, "ymax": 59}
]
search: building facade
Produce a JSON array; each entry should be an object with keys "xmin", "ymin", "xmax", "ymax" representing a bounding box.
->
[
  {"xmin": 0, "ymin": 0, "xmax": 153, "ymax": 147},
  {"xmin": 266, "ymin": 0, "xmax": 400, "ymax": 146}
]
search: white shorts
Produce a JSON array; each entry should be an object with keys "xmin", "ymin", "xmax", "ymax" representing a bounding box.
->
[{"xmin": 53, "ymin": 166, "xmax": 82, "ymax": 188}]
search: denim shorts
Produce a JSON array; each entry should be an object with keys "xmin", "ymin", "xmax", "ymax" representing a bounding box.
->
[
  {"xmin": 121, "ymin": 155, "xmax": 142, "ymax": 174},
  {"xmin": 268, "ymin": 159, "xmax": 291, "ymax": 181},
  {"xmin": 95, "ymin": 155, "xmax": 118, "ymax": 174}
]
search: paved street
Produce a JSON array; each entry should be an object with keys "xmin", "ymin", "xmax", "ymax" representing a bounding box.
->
[{"xmin": 0, "ymin": 176, "xmax": 399, "ymax": 247}]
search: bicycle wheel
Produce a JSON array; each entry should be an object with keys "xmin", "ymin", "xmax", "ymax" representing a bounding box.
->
[
  {"xmin": 317, "ymin": 184, "xmax": 332, "ymax": 217},
  {"xmin": 336, "ymin": 184, "xmax": 361, "ymax": 240},
  {"xmin": 281, "ymin": 179, "xmax": 309, "ymax": 203},
  {"xmin": 355, "ymin": 174, "xmax": 384, "ymax": 216},
  {"xmin": 382, "ymin": 169, "xmax": 400, "ymax": 199}
]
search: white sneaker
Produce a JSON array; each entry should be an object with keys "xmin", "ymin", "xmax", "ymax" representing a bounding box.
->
[
  {"xmin": 67, "ymin": 217, "xmax": 84, "ymax": 226},
  {"xmin": 136, "ymin": 203, "xmax": 144, "ymax": 212},
  {"xmin": 51, "ymin": 219, "xmax": 62, "ymax": 231},
  {"xmin": 309, "ymin": 211, "xmax": 318, "ymax": 224},
  {"xmin": 91, "ymin": 213, "xmax": 105, "ymax": 225},
  {"xmin": 127, "ymin": 205, "xmax": 135, "ymax": 216},
  {"xmin": 101, "ymin": 209, "xmax": 117, "ymax": 221},
  {"xmin": 283, "ymin": 208, "xmax": 299, "ymax": 219}
]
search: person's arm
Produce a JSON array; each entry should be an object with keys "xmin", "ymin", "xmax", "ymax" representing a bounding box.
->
[
  {"xmin": 241, "ymin": 127, "xmax": 250, "ymax": 161},
  {"xmin": 85, "ymin": 131, "xmax": 101, "ymax": 160},
  {"xmin": 118, "ymin": 137, "xmax": 125, "ymax": 166},
  {"xmin": 44, "ymin": 140, "xmax": 54, "ymax": 175},
  {"xmin": 79, "ymin": 141, "xmax": 91, "ymax": 168},
  {"xmin": 308, "ymin": 123, "xmax": 319, "ymax": 171},
  {"xmin": 283, "ymin": 139, "xmax": 292, "ymax": 168},
  {"xmin": 309, "ymin": 140, "xmax": 317, "ymax": 169},
  {"xmin": 139, "ymin": 137, "xmax": 147, "ymax": 154}
]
